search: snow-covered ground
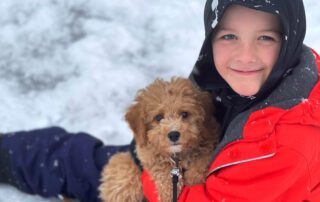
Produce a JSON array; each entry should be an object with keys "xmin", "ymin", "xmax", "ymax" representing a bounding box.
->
[{"xmin": 0, "ymin": 0, "xmax": 319, "ymax": 201}]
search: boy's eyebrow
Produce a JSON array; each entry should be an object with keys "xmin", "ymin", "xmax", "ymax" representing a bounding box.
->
[
  {"xmin": 216, "ymin": 26, "xmax": 235, "ymax": 32},
  {"xmin": 217, "ymin": 26, "xmax": 281, "ymax": 34}
]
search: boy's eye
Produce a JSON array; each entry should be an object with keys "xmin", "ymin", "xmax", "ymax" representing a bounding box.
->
[
  {"xmin": 221, "ymin": 34, "xmax": 237, "ymax": 40},
  {"xmin": 259, "ymin": 35, "xmax": 275, "ymax": 41}
]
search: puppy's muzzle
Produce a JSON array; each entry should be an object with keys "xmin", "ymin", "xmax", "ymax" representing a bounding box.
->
[{"xmin": 168, "ymin": 131, "xmax": 180, "ymax": 143}]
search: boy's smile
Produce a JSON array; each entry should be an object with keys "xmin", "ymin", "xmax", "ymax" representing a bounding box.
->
[{"xmin": 212, "ymin": 5, "xmax": 282, "ymax": 96}]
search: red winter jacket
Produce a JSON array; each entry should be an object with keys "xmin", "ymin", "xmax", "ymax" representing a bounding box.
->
[{"xmin": 141, "ymin": 47, "xmax": 320, "ymax": 202}]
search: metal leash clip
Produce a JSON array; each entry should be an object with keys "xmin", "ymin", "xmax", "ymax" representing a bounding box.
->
[
  {"xmin": 169, "ymin": 156, "xmax": 182, "ymax": 178},
  {"xmin": 170, "ymin": 167, "xmax": 181, "ymax": 178}
]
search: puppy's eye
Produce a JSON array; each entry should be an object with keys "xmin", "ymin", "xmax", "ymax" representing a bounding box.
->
[
  {"xmin": 181, "ymin": 112, "xmax": 189, "ymax": 119},
  {"xmin": 154, "ymin": 114, "xmax": 164, "ymax": 122}
]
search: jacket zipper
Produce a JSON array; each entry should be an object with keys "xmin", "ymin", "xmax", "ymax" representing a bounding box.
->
[{"xmin": 207, "ymin": 153, "xmax": 276, "ymax": 176}]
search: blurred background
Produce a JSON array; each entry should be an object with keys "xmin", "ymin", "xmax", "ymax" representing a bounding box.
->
[{"xmin": 0, "ymin": 0, "xmax": 319, "ymax": 201}]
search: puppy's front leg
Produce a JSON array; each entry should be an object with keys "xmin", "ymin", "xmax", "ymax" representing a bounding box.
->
[{"xmin": 99, "ymin": 152, "xmax": 144, "ymax": 202}]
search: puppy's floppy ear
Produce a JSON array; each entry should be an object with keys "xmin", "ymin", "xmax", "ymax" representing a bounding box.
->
[{"xmin": 125, "ymin": 102, "xmax": 147, "ymax": 147}]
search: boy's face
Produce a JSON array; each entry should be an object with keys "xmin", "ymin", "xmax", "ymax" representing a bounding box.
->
[{"xmin": 212, "ymin": 5, "xmax": 282, "ymax": 96}]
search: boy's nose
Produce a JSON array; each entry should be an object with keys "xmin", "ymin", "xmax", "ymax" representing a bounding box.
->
[
  {"xmin": 168, "ymin": 131, "xmax": 180, "ymax": 142},
  {"xmin": 235, "ymin": 43, "xmax": 258, "ymax": 63}
]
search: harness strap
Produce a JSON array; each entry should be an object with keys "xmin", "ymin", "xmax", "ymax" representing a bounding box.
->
[
  {"xmin": 171, "ymin": 169, "xmax": 179, "ymax": 202},
  {"xmin": 170, "ymin": 156, "xmax": 182, "ymax": 202},
  {"xmin": 129, "ymin": 139, "xmax": 143, "ymax": 171}
]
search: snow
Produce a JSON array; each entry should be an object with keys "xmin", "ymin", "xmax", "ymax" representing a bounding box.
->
[
  {"xmin": 211, "ymin": 0, "xmax": 219, "ymax": 28},
  {"xmin": 0, "ymin": 0, "xmax": 319, "ymax": 201}
]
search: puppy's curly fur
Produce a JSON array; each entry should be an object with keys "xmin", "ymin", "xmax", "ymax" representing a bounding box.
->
[{"xmin": 99, "ymin": 77, "xmax": 219, "ymax": 202}]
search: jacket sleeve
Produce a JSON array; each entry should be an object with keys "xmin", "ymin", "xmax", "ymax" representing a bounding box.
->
[{"xmin": 0, "ymin": 127, "xmax": 129, "ymax": 202}]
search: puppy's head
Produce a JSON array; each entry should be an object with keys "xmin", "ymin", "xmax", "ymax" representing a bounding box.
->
[{"xmin": 125, "ymin": 77, "xmax": 218, "ymax": 157}]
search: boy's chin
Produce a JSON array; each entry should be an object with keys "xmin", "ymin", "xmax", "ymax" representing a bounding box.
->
[{"xmin": 231, "ymin": 86, "xmax": 260, "ymax": 97}]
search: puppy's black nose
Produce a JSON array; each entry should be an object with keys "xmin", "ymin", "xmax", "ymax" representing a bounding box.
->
[{"xmin": 168, "ymin": 131, "xmax": 180, "ymax": 142}]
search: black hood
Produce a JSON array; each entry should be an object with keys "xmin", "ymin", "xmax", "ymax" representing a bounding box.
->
[
  {"xmin": 189, "ymin": 0, "xmax": 306, "ymax": 99},
  {"xmin": 189, "ymin": 0, "xmax": 306, "ymax": 134}
]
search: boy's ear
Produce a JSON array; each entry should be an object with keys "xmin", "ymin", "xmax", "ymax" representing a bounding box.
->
[{"xmin": 125, "ymin": 102, "xmax": 147, "ymax": 147}]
